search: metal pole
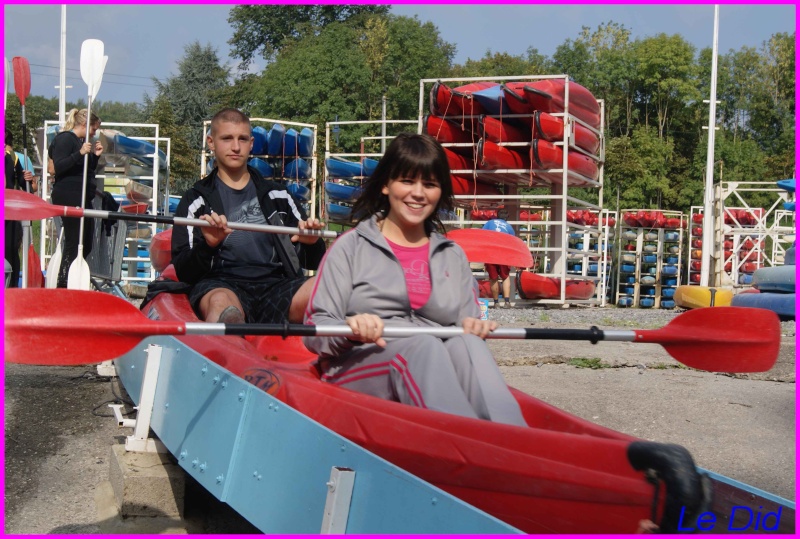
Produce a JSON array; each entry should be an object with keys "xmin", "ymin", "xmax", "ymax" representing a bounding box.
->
[
  {"xmin": 700, "ymin": 5, "xmax": 719, "ymax": 287},
  {"xmin": 380, "ymin": 87, "xmax": 387, "ymax": 154},
  {"xmin": 59, "ymin": 5, "xmax": 66, "ymax": 124}
]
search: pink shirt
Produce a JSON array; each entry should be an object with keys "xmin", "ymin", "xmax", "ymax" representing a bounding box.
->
[{"xmin": 386, "ymin": 239, "xmax": 431, "ymax": 310}]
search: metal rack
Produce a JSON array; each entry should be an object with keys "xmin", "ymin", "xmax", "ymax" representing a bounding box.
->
[
  {"xmin": 417, "ymin": 75, "xmax": 606, "ymax": 305},
  {"xmin": 615, "ymin": 210, "xmax": 684, "ymax": 309},
  {"xmin": 39, "ymin": 121, "xmax": 168, "ymax": 284}
]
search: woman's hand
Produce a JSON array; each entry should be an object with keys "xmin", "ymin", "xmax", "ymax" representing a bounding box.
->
[
  {"xmin": 345, "ymin": 313, "xmax": 386, "ymax": 347},
  {"xmin": 462, "ymin": 317, "xmax": 497, "ymax": 339},
  {"xmin": 292, "ymin": 217, "xmax": 326, "ymax": 245},
  {"xmin": 199, "ymin": 211, "xmax": 232, "ymax": 248},
  {"xmin": 93, "ymin": 141, "xmax": 103, "ymax": 157},
  {"xmin": 79, "ymin": 142, "xmax": 92, "ymax": 156}
]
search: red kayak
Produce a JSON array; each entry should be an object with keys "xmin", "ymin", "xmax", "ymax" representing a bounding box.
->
[
  {"xmin": 429, "ymin": 81, "xmax": 496, "ymax": 117},
  {"xmin": 530, "ymin": 139, "xmax": 599, "ymax": 184},
  {"xmin": 139, "ymin": 262, "xmax": 706, "ymax": 533},
  {"xmin": 425, "ymin": 114, "xmax": 476, "ymax": 154},
  {"xmin": 481, "ymin": 112, "xmax": 600, "ymax": 155},
  {"xmin": 445, "ymin": 146, "xmax": 527, "ymax": 186},
  {"xmin": 516, "ymin": 270, "xmax": 597, "ymax": 300},
  {"xmin": 149, "ymin": 228, "xmax": 172, "ymax": 274},
  {"xmin": 502, "ymin": 80, "xmax": 601, "ymax": 129},
  {"xmin": 451, "ymin": 174, "xmax": 499, "ymax": 198}
]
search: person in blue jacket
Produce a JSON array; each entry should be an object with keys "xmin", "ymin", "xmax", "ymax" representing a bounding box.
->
[{"xmin": 303, "ymin": 133, "xmax": 525, "ymax": 426}]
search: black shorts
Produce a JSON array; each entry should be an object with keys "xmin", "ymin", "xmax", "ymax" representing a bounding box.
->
[{"xmin": 189, "ymin": 276, "xmax": 308, "ymax": 324}]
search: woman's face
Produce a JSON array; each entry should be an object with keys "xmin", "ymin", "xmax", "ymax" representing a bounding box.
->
[
  {"xmin": 89, "ymin": 122, "xmax": 100, "ymax": 137},
  {"xmin": 382, "ymin": 175, "xmax": 442, "ymax": 231}
]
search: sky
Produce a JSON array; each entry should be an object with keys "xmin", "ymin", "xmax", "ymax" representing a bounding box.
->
[{"xmin": 3, "ymin": 4, "xmax": 796, "ymax": 106}]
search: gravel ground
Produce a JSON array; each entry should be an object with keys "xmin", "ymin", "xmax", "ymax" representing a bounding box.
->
[{"xmin": 4, "ymin": 301, "xmax": 795, "ymax": 533}]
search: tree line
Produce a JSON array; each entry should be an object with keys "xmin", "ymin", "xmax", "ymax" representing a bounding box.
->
[{"xmin": 5, "ymin": 6, "xmax": 794, "ymax": 212}]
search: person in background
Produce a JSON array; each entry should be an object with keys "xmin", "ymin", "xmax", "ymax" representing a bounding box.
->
[
  {"xmin": 5, "ymin": 129, "xmax": 35, "ymax": 287},
  {"xmin": 171, "ymin": 108, "xmax": 326, "ymax": 324},
  {"xmin": 303, "ymin": 133, "xmax": 526, "ymax": 426},
  {"xmin": 48, "ymin": 108, "xmax": 103, "ymax": 288},
  {"xmin": 483, "ymin": 208, "xmax": 515, "ymax": 308}
]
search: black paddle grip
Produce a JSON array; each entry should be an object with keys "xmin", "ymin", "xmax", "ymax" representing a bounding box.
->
[{"xmin": 522, "ymin": 326, "xmax": 603, "ymax": 344}]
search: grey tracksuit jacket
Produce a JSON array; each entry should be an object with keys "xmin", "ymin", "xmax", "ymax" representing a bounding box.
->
[{"xmin": 303, "ymin": 215, "xmax": 526, "ymax": 425}]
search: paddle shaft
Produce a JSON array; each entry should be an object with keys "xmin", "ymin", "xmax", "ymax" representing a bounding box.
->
[
  {"xmin": 183, "ymin": 322, "xmax": 630, "ymax": 342},
  {"xmin": 80, "ymin": 207, "xmax": 339, "ymax": 239}
]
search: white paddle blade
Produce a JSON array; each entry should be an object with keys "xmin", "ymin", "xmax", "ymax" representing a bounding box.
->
[
  {"xmin": 45, "ymin": 228, "xmax": 64, "ymax": 289},
  {"xmin": 66, "ymin": 256, "xmax": 91, "ymax": 290},
  {"xmin": 79, "ymin": 39, "xmax": 104, "ymax": 88},
  {"xmin": 90, "ymin": 55, "xmax": 108, "ymax": 99}
]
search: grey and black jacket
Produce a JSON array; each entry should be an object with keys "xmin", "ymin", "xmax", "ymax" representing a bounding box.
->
[
  {"xmin": 303, "ymin": 215, "xmax": 480, "ymax": 359},
  {"xmin": 171, "ymin": 166, "xmax": 325, "ymax": 284}
]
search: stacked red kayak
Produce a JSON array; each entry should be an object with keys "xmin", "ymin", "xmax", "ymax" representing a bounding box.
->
[{"xmin": 426, "ymin": 78, "xmax": 603, "ymax": 190}]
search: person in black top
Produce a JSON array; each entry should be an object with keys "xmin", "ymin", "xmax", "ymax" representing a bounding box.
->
[
  {"xmin": 5, "ymin": 129, "xmax": 35, "ymax": 287},
  {"xmin": 171, "ymin": 108, "xmax": 326, "ymax": 324},
  {"xmin": 48, "ymin": 108, "xmax": 103, "ymax": 288}
]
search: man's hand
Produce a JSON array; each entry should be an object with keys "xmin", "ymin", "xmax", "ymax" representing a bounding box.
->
[
  {"xmin": 200, "ymin": 211, "xmax": 232, "ymax": 248},
  {"xmin": 292, "ymin": 217, "xmax": 326, "ymax": 245}
]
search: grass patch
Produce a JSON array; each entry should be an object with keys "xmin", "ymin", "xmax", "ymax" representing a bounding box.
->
[
  {"xmin": 568, "ymin": 357, "xmax": 608, "ymax": 369},
  {"xmin": 539, "ymin": 312, "xmax": 550, "ymax": 322}
]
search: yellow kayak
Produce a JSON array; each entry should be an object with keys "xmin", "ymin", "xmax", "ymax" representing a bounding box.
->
[{"xmin": 673, "ymin": 285, "xmax": 734, "ymax": 309}]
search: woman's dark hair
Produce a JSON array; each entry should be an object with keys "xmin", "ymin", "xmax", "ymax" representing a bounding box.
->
[
  {"xmin": 5, "ymin": 128, "xmax": 13, "ymax": 146},
  {"xmin": 351, "ymin": 132, "xmax": 454, "ymax": 234}
]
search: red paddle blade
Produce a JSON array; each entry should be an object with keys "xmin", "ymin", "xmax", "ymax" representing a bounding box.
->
[
  {"xmin": 5, "ymin": 189, "xmax": 69, "ymax": 220},
  {"xmin": 11, "ymin": 56, "xmax": 31, "ymax": 105},
  {"xmin": 4, "ymin": 289, "xmax": 185, "ymax": 365},
  {"xmin": 635, "ymin": 307, "xmax": 780, "ymax": 373},
  {"xmin": 27, "ymin": 245, "xmax": 43, "ymax": 288},
  {"xmin": 447, "ymin": 228, "xmax": 533, "ymax": 267}
]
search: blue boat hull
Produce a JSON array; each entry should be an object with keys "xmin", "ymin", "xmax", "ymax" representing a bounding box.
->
[
  {"xmin": 731, "ymin": 292, "xmax": 796, "ymax": 319},
  {"xmin": 267, "ymin": 123, "xmax": 285, "ymax": 156},
  {"xmin": 325, "ymin": 157, "xmax": 378, "ymax": 178},
  {"xmin": 284, "ymin": 158, "xmax": 310, "ymax": 180},
  {"xmin": 326, "ymin": 202, "xmax": 352, "ymax": 221},
  {"xmin": 325, "ymin": 181, "xmax": 362, "ymax": 202},
  {"xmin": 752, "ymin": 265, "xmax": 795, "ymax": 293}
]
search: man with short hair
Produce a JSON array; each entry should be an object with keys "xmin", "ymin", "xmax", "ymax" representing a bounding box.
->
[{"xmin": 171, "ymin": 108, "xmax": 326, "ymax": 323}]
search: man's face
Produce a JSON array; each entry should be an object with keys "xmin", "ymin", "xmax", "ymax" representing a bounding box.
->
[{"xmin": 208, "ymin": 120, "xmax": 253, "ymax": 173}]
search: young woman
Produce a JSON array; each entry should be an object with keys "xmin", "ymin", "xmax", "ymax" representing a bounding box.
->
[
  {"xmin": 304, "ymin": 133, "xmax": 526, "ymax": 426},
  {"xmin": 48, "ymin": 108, "xmax": 103, "ymax": 288}
]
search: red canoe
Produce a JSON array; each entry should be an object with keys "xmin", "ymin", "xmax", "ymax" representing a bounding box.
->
[
  {"xmin": 429, "ymin": 81, "xmax": 496, "ymax": 117},
  {"xmin": 516, "ymin": 270, "xmax": 597, "ymax": 300},
  {"xmin": 138, "ymin": 263, "xmax": 707, "ymax": 534},
  {"xmin": 530, "ymin": 139, "xmax": 599, "ymax": 184},
  {"xmin": 481, "ymin": 111, "xmax": 600, "ymax": 155},
  {"xmin": 149, "ymin": 228, "xmax": 172, "ymax": 274},
  {"xmin": 451, "ymin": 174, "xmax": 499, "ymax": 198},
  {"xmin": 501, "ymin": 80, "xmax": 601, "ymax": 129},
  {"xmin": 444, "ymin": 146, "xmax": 527, "ymax": 186},
  {"xmin": 425, "ymin": 114, "xmax": 476, "ymax": 154}
]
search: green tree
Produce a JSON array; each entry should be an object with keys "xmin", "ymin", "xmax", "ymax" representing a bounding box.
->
[
  {"xmin": 631, "ymin": 34, "xmax": 699, "ymax": 139},
  {"xmin": 246, "ymin": 15, "xmax": 454, "ymax": 153},
  {"xmin": 146, "ymin": 94, "xmax": 196, "ymax": 195},
  {"xmin": 142, "ymin": 41, "xmax": 230, "ymax": 168},
  {"xmin": 228, "ymin": 5, "xmax": 389, "ymax": 68}
]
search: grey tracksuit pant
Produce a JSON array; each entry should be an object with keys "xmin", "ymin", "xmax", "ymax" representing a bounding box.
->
[{"xmin": 320, "ymin": 334, "xmax": 526, "ymax": 427}]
